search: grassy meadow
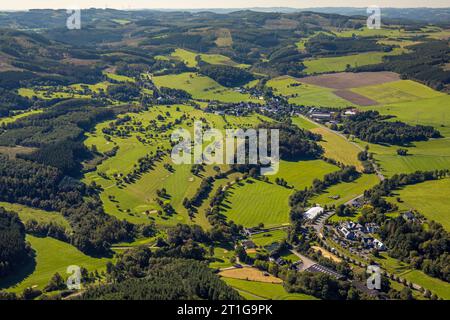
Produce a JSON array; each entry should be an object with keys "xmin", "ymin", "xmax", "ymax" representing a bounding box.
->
[
  {"xmin": 1, "ymin": 235, "xmax": 109, "ymax": 293},
  {"xmin": 0, "ymin": 202, "xmax": 71, "ymax": 230},
  {"xmin": 153, "ymin": 72, "xmax": 257, "ymax": 103},
  {"xmin": 386, "ymin": 178, "xmax": 450, "ymax": 231}
]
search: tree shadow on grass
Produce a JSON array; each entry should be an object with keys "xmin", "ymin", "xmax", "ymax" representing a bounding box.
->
[{"xmin": 0, "ymin": 254, "xmax": 36, "ymax": 291}]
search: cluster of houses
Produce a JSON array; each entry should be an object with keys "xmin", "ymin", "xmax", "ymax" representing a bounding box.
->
[
  {"xmin": 307, "ymin": 107, "xmax": 359, "ymax": 124},
  {"xmin": 337, "ymin": 221, "xmax": 386, "ymax": 251}
]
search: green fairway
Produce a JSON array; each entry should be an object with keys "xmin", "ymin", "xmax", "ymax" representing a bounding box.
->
[
  {"xmin": 251, "ymin": 229, "xmax": 288, "ymax": 247},
  {"xmin": 153, "ymin": 72, "xmax": 257, "ymax": 103},
  {"xmin": 386, "ymin": 178, "xmax": 450, "ymax": 231},
  {"xmin": 1, "ymin": 235, "xmax": 110, "ymax": 293},
  {"xmin": 352, "ymin": 80, "xmax": 443, "ymax": 105},
  {"xmin": 270, "ymin": 159, "xmax": 339, "ymax": 190},
  {"xmin": 0, "ymin": 202, "xmax": 71, "ymax": 231},
  {"xmin": 310, "ymin": 174, "xmax": 380, "ymax": 207},
  {"xmin": 267, "ymin": 77, "xmax": 354, "ymax": 108},
  {"xmin": 84, "ymin": 105, "xmax": 269, "ymax": 227},
  {"xmin": 222, "ymin": 278, "xmax": 318, "ymax": 300},
  {"xmin": 222, "ymin": 178, "xmax": 292, "ymax": 228}
]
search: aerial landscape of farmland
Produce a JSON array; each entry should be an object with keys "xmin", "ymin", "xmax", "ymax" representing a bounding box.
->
[{"xmin": 0, "ymin": 1, "xmax": 449, "ymax": 308}]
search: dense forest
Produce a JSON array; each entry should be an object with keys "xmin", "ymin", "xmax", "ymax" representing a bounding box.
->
[
  {"xmin": 82, "ymin": 249, "xmax": 241, "ymax": 300},
  {"xmin": 341, "ymin": 111, "xmax": 441, "ymax": 145},
  {"xmin": 0, "ymin": 208, "xmax": 31, "ymax": 277}
]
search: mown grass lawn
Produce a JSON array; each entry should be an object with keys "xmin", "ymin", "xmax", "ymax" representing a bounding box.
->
[
  {"xmin": 251, "ymin": 229, "xmax": 287, "ymax": 247},
  {"xmin": 269, "ymin": 159, "xmax": 339, "ymax": 190},
  {"xmin": 222, "ymin": 178, "xmax": 291, "ymax": 228},
  {"xmin": 1, "ymin": 235, "xmax": 110, "ymax": 293}
]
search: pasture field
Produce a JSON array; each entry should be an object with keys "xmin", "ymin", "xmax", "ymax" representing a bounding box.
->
[
  {"xmin": 333, "ymin": 27, "xmax": 406, "ymax": 38},
  {"xmin": 0, "ymin": 202, "xmax": 71, "ymax": 230},
  {"xmin": 311, "ymin": 126, "xmax": 364, "ymax": 171},
  {"xmin": 352, "ymin": 80, "xmax": 444, "ymax": 105},
  {"xmin": 291, "ymin": 116, "xmax": 319, "ymax": 131},
  {"xmin": 170, "ymin": 48, "xmax": 198, "ymax": 67},
  {"xmin": 103, "ymin": 72, "xmax": 135, "ymax": 83},
  {"xmin": 310, "ymin": 174, "xmax": 379, "ymax": 207},
  {"xmin": 385, "ymin": 178, "xmax": 450, "ymax": 231},
  {"xmin": 267, "ymin": 77, "xmax": 354, "ymax": 108},
  {"xmin": 251, "ymin": 229, "xmax": 287, "ymax": 247},
  {"xmin": 170, "ymin": 48, "xmax": 249, "ymax": 68},
  {"xmin": 222, "ymin": 178, "xmax": 291, "ymax": 228},
  {"xmin": 222, "ymin": 278, "xmax": 318, "ymax": 300},
  {"xmin": 360, "ymin": 95, "xmax": 450, "ymax": 137},
  {"xmin": 1, "ymin": 235, "xmax": 109, "ymax": 293},
  {"xmin": 219, "ymin": 267, "xmax": 282, "ymax": 283},
  {"xmin": 354, "ymin": 137, "xmax": 450, "ymax": 177},
  {"xmin": 401, "ymin": 270, "xmax": 450, "ymax": 300},
  {"xmin": 375, "ymin": 253, "xmax": 450, "ymax": 300},
  {"xmin": 270, "ymin": 159, "xmax": 339, "ymax": 190},
  {"xmin": 293, "ymin": 116, "xmax": 364, "ymax": 171},
  {"xmin": 153, "ymin": 72, "xmax": 257, "ymax": 103},
  {"xmin": 303, "ymin": 49, "xmax": 404, "ymax": 74}
]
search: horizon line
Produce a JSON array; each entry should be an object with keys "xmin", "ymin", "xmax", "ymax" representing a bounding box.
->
[{"xmin": 1, "ymin": 6, "xmax": 450, "ymax": 11}]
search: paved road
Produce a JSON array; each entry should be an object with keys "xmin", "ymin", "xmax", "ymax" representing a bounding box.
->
[{"xmin": 290, "ymin": 250, "xmax": 317, "ymax": 271}]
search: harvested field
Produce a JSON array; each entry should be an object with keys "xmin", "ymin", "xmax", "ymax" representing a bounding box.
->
[
  {"xmin": 312, "ymin": 246, "xmax": 342, "ymax": 263},
  {"xmin": 219, "ymin": 267, "xmax": 282, "ymax": 283},
  {"xmin": 298, "ymin": 72, "xmax": 400, "ymax": 89},
  {"xmin": 0, "ymin": 146, "xmax": 36, "ymax": 159},
  {"xmin": 334, "ymin": 90, "xmax": 378, "ymax": 106}
]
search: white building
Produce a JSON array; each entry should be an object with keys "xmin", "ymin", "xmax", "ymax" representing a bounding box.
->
[{"xmin": 304, "ymin": 206, "xmax": 324, "ymax": 220}]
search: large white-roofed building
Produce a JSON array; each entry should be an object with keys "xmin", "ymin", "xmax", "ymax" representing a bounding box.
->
[{"xmin": 304, "ymin": 206, "xmax": 324, "ymax": 221}]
